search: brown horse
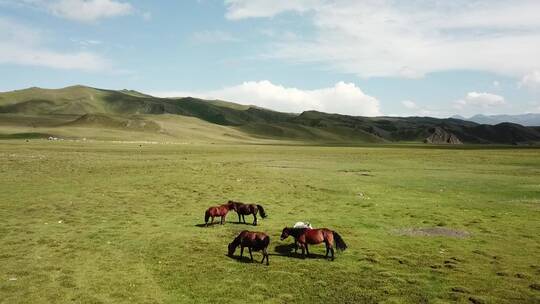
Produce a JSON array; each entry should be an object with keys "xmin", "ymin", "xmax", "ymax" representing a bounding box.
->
[
  {"xmin": 228, "ymin": 230, "xmax": 270, "ymax": 265},
  {"xmin": 228, "ymin": 200, "xmax": 267, "ymax": 226},
  {"xmin": 204, "ymin": 202, "xmax": 234, "ymax": 226},
  {"xmin": 280, "ymin": 227, "xmax": 347, "ymax": 260}
]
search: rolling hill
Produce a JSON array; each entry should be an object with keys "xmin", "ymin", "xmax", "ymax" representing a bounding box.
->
[{"xmin": 1, "ymin": 85, "xmax": 540, "ymax": 145}]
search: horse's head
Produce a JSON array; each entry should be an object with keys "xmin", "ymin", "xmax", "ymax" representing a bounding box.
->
[
  {"xmin": 227, "ymin": 242, "xmax": 236, "ymax": 256},
  {"xmin": 226, "ymin": 201, "xmax": 236, "ymax": 211},
  {"xmin": 280, "ymin": 227, "xmax": 291, "ymax": 241}
]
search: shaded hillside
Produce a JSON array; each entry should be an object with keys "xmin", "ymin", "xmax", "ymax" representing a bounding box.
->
[
  {"xmin": 1, "ymin": 86, "xmax": 540, "ymax": 145},
  {"xmin": 289, "ymin": 111, "xmax": 540, "ymax": 144}
]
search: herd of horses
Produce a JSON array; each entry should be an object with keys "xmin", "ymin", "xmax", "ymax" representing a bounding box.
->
[{"xmin": 205, "ymin": 200, "xmax": 348, "ymax": 265}]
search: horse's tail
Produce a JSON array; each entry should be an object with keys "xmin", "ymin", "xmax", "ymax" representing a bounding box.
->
[
  {"xmin": 204, "ymin": 210, "xmax": 210, "ymax": 223},
  {"xmin": 257, "ymin": 204, "xmax": 267, "ymax": 218},
  {"xmin": 333, "ymin": 231, "xmax": 347, "ymax": 252}
]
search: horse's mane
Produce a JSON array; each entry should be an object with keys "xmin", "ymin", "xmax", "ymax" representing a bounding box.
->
[{"xmin": 287, "ymin": 227, "xmax": 308, "ymax": 237}]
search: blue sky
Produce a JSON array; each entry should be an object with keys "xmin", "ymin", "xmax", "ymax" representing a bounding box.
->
[{"xmin": 1, "ymin": 0, "xmax": 540, "ymax": 117}]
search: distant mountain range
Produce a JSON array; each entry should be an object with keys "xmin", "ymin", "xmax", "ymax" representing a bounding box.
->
[
  {"xmin": 1, "ymin": 85, "xmax": 540, "ymax": 145},
  {"xmin": 452, "ymin": 114, "xmax": 540, "ymax": 126}
]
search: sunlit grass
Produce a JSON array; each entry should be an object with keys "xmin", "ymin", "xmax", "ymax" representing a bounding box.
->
[{"xmin": 0, "ymin": 141, "xmax": 539, "ymax": 303}]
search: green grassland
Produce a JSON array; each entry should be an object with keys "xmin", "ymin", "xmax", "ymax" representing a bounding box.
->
[{"xmin": 1, "ymin": 140, "xmax": 539, "ymax": 303}]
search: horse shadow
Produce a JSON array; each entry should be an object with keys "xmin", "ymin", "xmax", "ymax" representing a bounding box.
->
[
  {"xmin": 224, "ymin": 254, "xmax": 262, "ymax": 264},
  {"xmin": 194, "ymin": 221, "xmax": 256, "ymax": 228},
  {"xmin": 194, "ymin": 222, "xmax": 227, "ymax": 228},
  {"xmin": 228, "ymin": 221, "xmax": 257, "ymax": 226},
  {"xmin": 273, "ymin": 243, "xmax": 328, "ymax": 259}
]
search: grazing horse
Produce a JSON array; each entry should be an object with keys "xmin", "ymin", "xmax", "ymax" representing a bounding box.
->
[
  {"xmin": 204, "ymin": 202, "xmax": 234, "ymax": 226},
  {"xmin": 228, "ymin": 200, "xmax": 267, "ymax": 226},
  {"xmin": 228, "ymin": 230, "xmax": 270, "ymax": 265},
  {"xmin": 280, "ymin": 227, "xmax": 347, "ymax": 260}
]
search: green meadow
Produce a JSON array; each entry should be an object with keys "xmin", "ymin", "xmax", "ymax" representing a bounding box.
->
[{"xmin": 1, "ymin": 140, "xmax": 539, "ymax": 303}]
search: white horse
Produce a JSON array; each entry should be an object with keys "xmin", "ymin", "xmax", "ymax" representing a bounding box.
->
[{"xmin": 293, "ymin": 221, "xmax": 313, "ymax": 229}]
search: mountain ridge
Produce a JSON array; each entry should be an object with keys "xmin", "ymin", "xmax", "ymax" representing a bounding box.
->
[
  {"xmin": 453, "ymin": 113, "xmax": 540, "ymax": 126},
  {"xmin": 1, "ymin": 85, "xmax": 540, "ymax": 145}
]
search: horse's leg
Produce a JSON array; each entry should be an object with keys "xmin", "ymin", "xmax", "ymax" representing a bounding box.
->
[
  {"xmin": 262, "ymin": 247, "xmax": 269, "ymax": 265},
  {"xmin": 242, "ymin": 214, "xmax": 246, "ymax": 224},
  {"xmin": 210, "ymin": 217, "xmax": 215, "ymax": 225},
  {"xmin": 261, "ymin": 248, "xmax": 265, "ymax": 264},
  {"xmin": 253, "ymin": 213, "xmax": 257, "ymax": 226},
  {"xmin": 300, "ymin": 243, "xmax": 306, "ymax": 259},
  {"xmin": 294, "ymin": 239, "xmax": 298, "ymax": 254},
  {"xmin": 305, "ymin": 244, "xmax": 310, "ymax": 258},
  {"xmin": 324, "ymin": 240, "xmax": 330, "ymax": 258},
  {"xmin": 237, "ymin": 212, "xmax": 241, "ymax": 223},
  {"xmin": 248, "ymin": 247, "xmax": 253, "ymax": 262},
  {"xmin": 240, "ymin": 246, "xmax": 244, "ymax": 259},
  {"xmin": 328, "ymin": 233, "xmax": 335, "ymax": 261}
]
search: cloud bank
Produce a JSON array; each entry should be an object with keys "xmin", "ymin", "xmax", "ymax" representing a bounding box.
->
[
  {"xmin": 4, "ymin": 0, "xmax": 133, "ymax": 22},
  {"xmin": 519, "ymin": 71, "xmax": 540, "ymax": 90},
  {"xmin": 454, "ymin": 92, "xmax": 506, "ymax": 111},
  {"xmin": 225, "ymin": 0, "xmax": 540, "ymax": 79},
  {"xmin": 0, "ymin": 18, "xmax": 108, "ymax": 71},
  {"xmin": 151, "ymin": 81, "xmax": 381, "ymax": 116},
  {"xmin": 48, "ymin": 0, "xmax": 133, "ymax": 22}
]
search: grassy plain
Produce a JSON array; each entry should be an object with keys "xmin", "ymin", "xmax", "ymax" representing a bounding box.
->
[{"xmin": 0, "ymin": 140, "xmax": 539, "ymax": 303}]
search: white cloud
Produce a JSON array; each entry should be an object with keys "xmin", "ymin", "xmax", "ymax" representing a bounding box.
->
[
  {"xmin": 454, "ymin": 92, "xmax": 506, "ymax": 110},
  {"xmin": 0, "ymin": 18, "xmax": 109, "ymax": 71},
  {"xmin": 150, "ymin": 81, "xmax": 381, "ymax": 116},
  {"xmin": 48, "ymin": 0, "xmax": 133, "ymax": 22},
  {"xmin": 519, "ymin": 71, "xmax": 540, "ymax": 90},
  {"xmin": 401, "ymin": 100, "xmax": 417, "ymax": 109},
  {"xmin": 225, "ymin": 0, "xmax": 540, "ymax": 78},
  {"xmin": 191, "ymin": 30, "xmax": 239, "ymax": 44},
  {"xmin": 0, "ymin": 45, "xmax": 109, "ymax": 71},
  {"xmin": 3, "ymin": 0, "xmax": 134, "ymax": 22},
  {"xmin": 224, "ymin": 0, "xmax": 321, "ymax": 20},
  {"xmin": 71, "ymin": 38, "xmax": 102, "ymax": 46},
  {"xmin": 400, "ymin": 100, "xmax": 441, "ymax": 116}
]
